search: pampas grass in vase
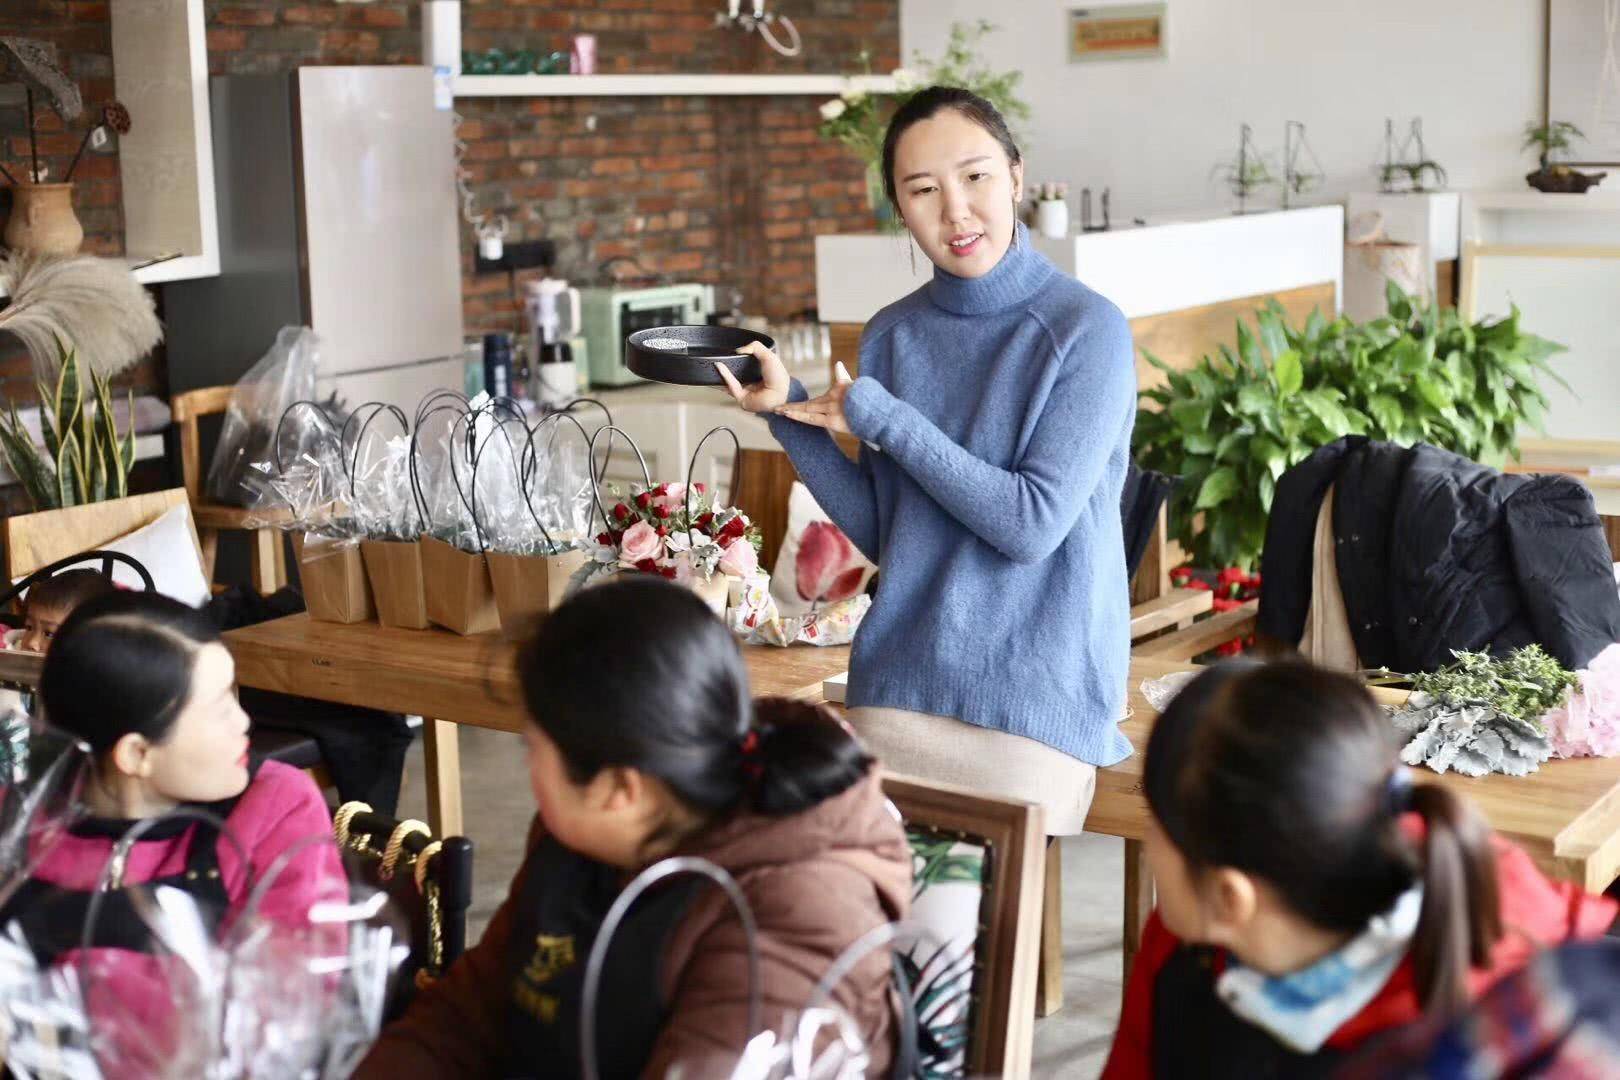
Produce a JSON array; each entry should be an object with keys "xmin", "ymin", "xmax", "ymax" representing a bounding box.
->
[{"xmin": 0, "ymin": 250, "xmax": 163, "ymax": 381}]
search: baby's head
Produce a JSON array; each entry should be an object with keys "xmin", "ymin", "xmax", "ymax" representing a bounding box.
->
[{"xmin": 20, "ymin": 570, "xmax": 119, "ymax": 654}]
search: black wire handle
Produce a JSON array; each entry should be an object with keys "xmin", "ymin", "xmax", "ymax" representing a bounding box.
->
[
  {"xmin": 516, "ymin": 410, "xmax": 597, "ymax": 552},
  {"xmin": 346, "ymin": 403, "xmax": 410, "ymax": 512},
  {"xmin": 272, "ymin": 400, "xmax": 343, "ymax": 477},
  {"xmin": 450, "ymin": 405, "xmax": 526, "ymax": 554},
  {"xmin": 411, "ymin": 402, "xmax": 473, "ymax": 534},
  {"xmin": 341, "ymin": 401, "xmax": 410, "ymax": 479},
  {"xmin": 584, "ymin": 425, "xmax": 652, "ymax": 540},
  {"xmin": 523, "ymin": 397, "xmax": 615, "ymax": 487},
  {"xmin": 683, "ymin": 426, "xmax": 743, "ymax": 527},
  {"xmin": 414, "ymin": 388, "xmax": 469, "ymax": 428}
]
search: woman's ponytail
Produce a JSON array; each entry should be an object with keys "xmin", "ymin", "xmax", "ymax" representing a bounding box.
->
[
  {"xmin": 1406, "ymin": 783, "xmax": 1502, "ymax": 1013},
  {"xmin": 746, "ymin": 698, "xmax": 873, "ymax": 815}
]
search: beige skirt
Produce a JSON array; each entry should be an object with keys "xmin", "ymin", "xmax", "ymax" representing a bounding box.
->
[{"xmin": 846, "ymin": 705, "xmax": 1097, "ymax": 836}]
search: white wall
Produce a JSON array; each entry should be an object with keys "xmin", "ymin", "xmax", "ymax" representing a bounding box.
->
[{"xmin": 900, "ymin": 1, "xmax": 1545, "ymax": 222}]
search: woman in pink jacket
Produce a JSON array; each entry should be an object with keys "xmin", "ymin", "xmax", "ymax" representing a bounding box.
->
[{"xmin": 1, "ymin": 591, "xmax": 345, "ymax": 1073}]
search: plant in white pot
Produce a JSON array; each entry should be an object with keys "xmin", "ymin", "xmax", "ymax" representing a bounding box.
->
[{"xmin": 1032, "ymin": 183, "xmax": 1070, "ymax": 238}]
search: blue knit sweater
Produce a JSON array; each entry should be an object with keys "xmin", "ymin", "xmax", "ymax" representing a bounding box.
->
[{"xmin": 768, "ymin": 228, "xmax": 1137, "ymax": 766}]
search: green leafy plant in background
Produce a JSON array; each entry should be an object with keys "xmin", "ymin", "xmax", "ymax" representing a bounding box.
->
[
  {"xmin": 1133, "ymin": 281, "xmax": 1566, "ymax": 570},
  {"xmin": 817, "ymin": 20, "xmax": 1032, "ymax": 171},
  {"xmin": 0, "ymin": 339, "xmax": 136, "ymax": 510}
]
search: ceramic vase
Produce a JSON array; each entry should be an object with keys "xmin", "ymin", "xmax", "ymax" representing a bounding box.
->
[
  {"xmin": 4, "ymin": 183, "xmax": 83, "ymax": 255},
  {"xmin": 1036, "ymin": 199, "xmax": 1070, "ymax": 239}
]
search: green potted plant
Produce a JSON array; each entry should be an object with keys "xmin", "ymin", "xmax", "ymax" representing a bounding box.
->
[
  {"xmin": 817, "ymin": 20, "xmax": 1031, "ymax": 230},
  {"xmin": 1132, "ymin": 281, "xmax": 1566, "ymax": 572},
  {"xmin": 1524, "ymin": 120, "xmax": 1606, "ymax": 193},
  {"xmin": 0, "ymin": 339, "xmax": 137, "ymax": 510}
]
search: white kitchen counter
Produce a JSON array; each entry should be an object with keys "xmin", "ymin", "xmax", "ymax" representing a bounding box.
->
[{"xmin": 815, "ymin": 205, "xmax": 1344, "ymax": 324}]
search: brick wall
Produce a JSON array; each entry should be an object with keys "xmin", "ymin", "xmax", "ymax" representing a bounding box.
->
[{"xmin": 2, "ymin": 0, "xmax": 897, "ymax": 411}]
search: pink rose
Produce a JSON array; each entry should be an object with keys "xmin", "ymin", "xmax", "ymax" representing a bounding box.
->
[
  {"xmin": 718, "ymin": 536, "xmax": 759, "ymax": 578},
  {"xmin": 618, "ymin": 520, "xmax": 663, "ymax": 568},
  {"xmin": 796, "ymin": 521, "xmax": 866, "ymax": 603},
  {"xmin": 651, "ymin": 482, "xmax": 689, "ymax": 513}
]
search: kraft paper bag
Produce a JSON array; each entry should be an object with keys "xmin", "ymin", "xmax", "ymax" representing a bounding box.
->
[
  {"xmin": 360, "ymin": 538, "xmax": 429, "ymax": 629},
  {"xmin": 420, "ymin": 534, "xmax": 501, "ymax": 636},
  {"xmin": 486, "ymin": 547, "xmax": 589, "ymax": 640},
  {"xmin": 293, "ymin": 532, "xmax": 374, "ymax": 624}
]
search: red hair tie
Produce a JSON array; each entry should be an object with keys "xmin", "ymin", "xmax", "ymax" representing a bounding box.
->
[{"xmin": 738, "ymin": 729, "xmax": 764, "ymax": 782}]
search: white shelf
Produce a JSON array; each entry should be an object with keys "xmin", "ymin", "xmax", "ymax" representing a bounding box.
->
[
  {"xmin": 452, "ymin": 73, "xmax": 898, "ymax": 98},
  {"xmin": 0, "ymin": 254, "xmax": 215, "ymax": 301}
]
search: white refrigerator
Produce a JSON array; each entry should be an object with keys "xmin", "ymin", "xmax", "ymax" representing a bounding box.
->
[{"xmin": 166, "ymin": 66, "xmax": 464, "ymax": 410}]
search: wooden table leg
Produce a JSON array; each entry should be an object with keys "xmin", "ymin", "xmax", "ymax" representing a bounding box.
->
[
  {"xmin": 423, "ymin": 718, "xmax": 464, "ymax": 837},
  {"xmin": 250, "ymin": 528, "xmax": 283, "ymax": 595},
  {"xmin": 1122, "ymin": 838, "xmax": 1154, "ymax": 988},
  {"xmin": 1036, "ymin": 837, "xmax": 1064, "ymax": 1017},
  {"xmin": 200, "ymin": 527, "xmax": 220, "ymax": 583}
]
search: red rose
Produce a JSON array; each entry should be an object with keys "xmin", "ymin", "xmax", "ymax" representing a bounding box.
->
[
  {"xmin": 695, "ymin": 512, "xmax": 715, "ymax": 531},
  {"xmin": 1212, "ymin": 596, "xmax": 1240, "ymax": 613},
  {"xmin": 613, "ymin": 504, "xmax": 629, "ymax": 521},
  {"xmin": 1247, "ymin": 573, "xmax": 1262, "ymax": 588},
  {"xmin": 656, "ymin": 524, "xmax": 668, "ymax": 537},
  {"xmin": 596, "ymin": 532, "xmax": 612, "ymax": 545},
  {"xmin": 1216, "ymin": 566, "xmax": 1245, "ymax": 586},
  {"xmin": 658, "ymin": 566, "xmax": 677, "ymax": 580},
  {"xmin": 1215, "ymin": 639, "xmax": 1245, "ymax": 657},
  {"xmin": 1169, "ymin": 566, "xmax": 1193, "ymax": 582},
  {"xmin": 719, "ymin": 516, "xmax": 747, "ymax": 542},
  {"xmin": 654, "ymin": 483, "xmax": 669, "ymax": 497},
  {"xmin": 694, "ymin": 483, "xmax": 706, "ymax": 494},
  {"xmin": 1186, "ymin": 579, "xmax": 1212, "ymax": 592},
  {"xmin": 653, "ymin": 505, "xmax": 670, "ymax": 519},
  {"xmin": 635, "ymin": 558, "xmax": 659, "ymax": 573},
  {"xmin": 635, "ymin": 491, "xmax": 652, "ymax": 509}
]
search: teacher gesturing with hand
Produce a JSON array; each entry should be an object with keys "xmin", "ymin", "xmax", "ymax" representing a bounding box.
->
[{"xmin": 717, "ymin": 87, "xmax": 1135, "ymax": 833}]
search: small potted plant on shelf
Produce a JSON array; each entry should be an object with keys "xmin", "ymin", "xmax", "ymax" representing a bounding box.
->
[
  {"xmin": 1523, "ymin": 120, "xmax": 1605, "ymax": 193},
  {"xmin": 1031, "ymin": 183, "xmax": 1070, "ymax": 238}
]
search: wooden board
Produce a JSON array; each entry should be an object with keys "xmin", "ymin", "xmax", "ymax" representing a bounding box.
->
[
  {"xmin": 829, "ymin": 280, "xmax": 1337, "ymax": 391},
  {"xmin": 226, "ymin": 613, "xmax": 852, "ymax": 734},
  {"xmin": 1129, "ymin": 281, "xmax": 1337, "ymax": 393},
  {"xmin": 1094, "ymin": 658, "xmax": 1620, "ymax": 893},
  {"xmin": 2, "ymin": 488, "xmax": 204, "ymax": 580}
]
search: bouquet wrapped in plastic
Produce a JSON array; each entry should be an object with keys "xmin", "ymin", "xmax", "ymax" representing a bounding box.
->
[
  {"xmin": 242, "ymin": 399, "xmax": 386, "ymax": 624},
  {"xmin": 573, "ymin": 427, "xmax": 767, "ymax": 618},
  {"xmin": 0, "ymin": 805, "xmax": 407, "ymax": 1080},
  {"xmin": 479, "ymin": 404, "xmax": 603, "ymax": 638},
  {"xmin": 1541, "ymin": 642, "xmax": 1620, "ymax": 759}
]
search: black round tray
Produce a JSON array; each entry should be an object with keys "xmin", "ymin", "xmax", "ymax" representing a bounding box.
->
[{"xmin": 625, "ymin": 325, "xmax": 771, "ymax": 386}]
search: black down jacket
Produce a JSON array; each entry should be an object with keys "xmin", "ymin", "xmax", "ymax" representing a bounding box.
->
[{"xmin": 1258, "ymin": 437, "xmax": 1620, "ymax": 673}]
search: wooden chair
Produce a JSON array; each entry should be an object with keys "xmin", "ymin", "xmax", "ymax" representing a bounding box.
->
[
  {"xmin": 170, "ymin": 386, "xmax": 289, "ymax": 595},
  {"xmin": 882, "ymin": 772, "xmax": 1045, "ymax": 1080},
  {"xmin": 333, "ymin": 801, "xmax": 475, "ymax": 1019},
  {"xmin": 2, "ymin": 489, "xmax": 325, "ymax": 775},
  {"xmin": 728, "ymin": 447, "xmax": 1213, "ymax": 1016}
]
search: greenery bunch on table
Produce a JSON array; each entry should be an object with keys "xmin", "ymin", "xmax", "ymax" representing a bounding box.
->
[
  {"xmin": 0, "ymin": 339, "xmax": 136, "ymax": 510},
  {"xmin": 1390, "ymin": 646, "xmax": 1576, "ymax": 777},
  {"xmin": 1132, "ymin": 281, "xmax": 1566, "ymax": 570}
]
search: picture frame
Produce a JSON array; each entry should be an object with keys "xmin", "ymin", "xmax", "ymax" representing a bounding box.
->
[
  {"xmin": 1068, "ymin": 4, "xmax": 1168, "ymax": 63},
  {"xmin": 881, "ymin": 772, "xmax": 1045, "ymax": 1079},
  {"xmin": 1545, "ymin": 0, "xmax": 1620, "ymax": 165}
]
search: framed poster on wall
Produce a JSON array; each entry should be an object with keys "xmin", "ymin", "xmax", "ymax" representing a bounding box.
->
[
  {"xmin": 1546, "ymin": 0, "xmax": 1620, "ymax": 164},
  {"xmin": 1069, "ymin": 4, "xmax": 1167, "ymax": 63}
]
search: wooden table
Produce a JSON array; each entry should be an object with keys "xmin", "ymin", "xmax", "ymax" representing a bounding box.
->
[
  {"xmin": 1102, "ymin": 657, "xmax": 1620, "ymax": 975},
  {"xmin": 225, "ymin": 613, "xmax": 852, "ymax": 835}
]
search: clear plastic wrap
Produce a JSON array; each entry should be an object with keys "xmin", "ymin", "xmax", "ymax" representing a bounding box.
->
[
  {"xmin": 0, "ymin": 812, "xmax": 404, "ymax": 1080},
  {"xmin": 206, "ymin": 327, "xmax": 323, "ymax": 508}
]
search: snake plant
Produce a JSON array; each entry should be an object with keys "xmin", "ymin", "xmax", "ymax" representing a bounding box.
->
[{"xmin": 0, "ymin": 339, "xmax": 136, "ymax": 510}]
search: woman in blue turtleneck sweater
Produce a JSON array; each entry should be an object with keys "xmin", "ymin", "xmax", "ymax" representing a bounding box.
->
[{"xmin": 718, "ymin": 86, "xmax": 1136, "ymax": 833}]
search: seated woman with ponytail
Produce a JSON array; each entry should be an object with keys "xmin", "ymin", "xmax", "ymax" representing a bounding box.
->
[
  {"xmin": 1103, "ymin": 660, "xmax": 1618, "ymax": 1080},
  {"xmin": 359, "ymin": 577, "xmax": 911, "ymax": 1079}
]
